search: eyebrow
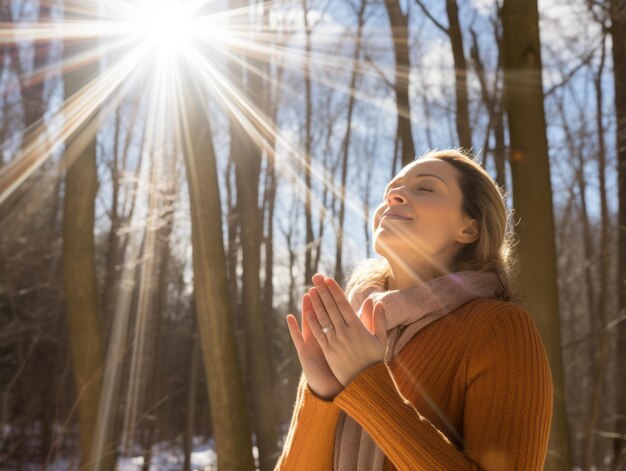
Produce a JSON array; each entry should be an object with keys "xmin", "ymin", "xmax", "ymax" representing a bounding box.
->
[{"xmin": 384, "ymin": 173, "xmax": 449, "ymax": 193}]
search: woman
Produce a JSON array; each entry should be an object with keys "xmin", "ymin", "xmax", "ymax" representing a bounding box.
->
[{"xmin": 275, "ymin": 149, "xmax": 554, "ymax": 471}]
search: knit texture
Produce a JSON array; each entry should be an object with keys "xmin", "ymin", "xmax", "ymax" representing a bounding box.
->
[
  {"xmin": 274, "ymin": 297, "xmax": 554, "ymax": 471},
  {"xmin": 335, "ymin": 270, "xmax": 505, "ymax": 471}
]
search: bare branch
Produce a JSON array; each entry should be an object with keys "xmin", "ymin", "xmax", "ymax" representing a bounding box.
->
[
  {"xmin": 414, "ymin": 0, "xmax": 449, "ymax": 35},
  {"xmin": 363, "ymin": 51, "xmax": 394, "ymax": 89}
]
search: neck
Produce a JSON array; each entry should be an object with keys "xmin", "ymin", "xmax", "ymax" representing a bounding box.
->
[{"xmin": 386, "ymin": 261, "xmax": 448, "ymax": 291}]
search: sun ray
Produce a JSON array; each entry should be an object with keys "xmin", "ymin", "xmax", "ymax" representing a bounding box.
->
[
  {"xmin": 199, "ymin": 33, "xmax": 401, "ymax": 119},
  {"xmin": 0, "ymin": 39, "xmax": 152, "ymax": 205},
  {"xmin": 0, "ymin": 2, "xmax": 417, "ymax": 463},
  {"xmin": 0, "ymin": 0, "xmax": 406, "ymax": 284},
  {"xmin": 178, "ymin": 44, "xmax": 378, "ymax": 245},
  {"xmin": 114, "ymin": 19, "xmax": 187, "ymax": 459}
]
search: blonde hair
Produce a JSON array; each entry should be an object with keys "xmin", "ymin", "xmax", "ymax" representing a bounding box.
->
[{"xmin": 344, "ymin": 148, "xmax": 524, "ymax": 305}]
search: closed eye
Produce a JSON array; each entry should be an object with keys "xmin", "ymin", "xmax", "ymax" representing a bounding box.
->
[{"xmin": 383, "ymin": 186, "xmax": 434, "ymax": 200}]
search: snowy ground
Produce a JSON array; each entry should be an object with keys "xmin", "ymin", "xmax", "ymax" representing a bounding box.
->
[
  {"xmin": 25, "ymin": 436, "xmax": 260, "ymax": 470},
  {"xmin": 116, "ymin": 437, "xmax": 221, "ymax": 471},
  {"xmin": 2, "ymin": 427, "xmax": 277, "ymax": 470}
]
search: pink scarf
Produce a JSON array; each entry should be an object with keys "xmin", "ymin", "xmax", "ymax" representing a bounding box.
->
[{"xmin": 333, "ymin": 269, "xmax": 505, "ymax": 471}]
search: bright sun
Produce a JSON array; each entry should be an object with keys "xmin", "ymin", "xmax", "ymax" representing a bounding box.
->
[{"xmin": 134, "ymin": 1, "xmax": 194, "ymax": 54}]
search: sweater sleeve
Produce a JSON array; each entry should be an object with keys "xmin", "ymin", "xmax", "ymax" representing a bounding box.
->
[
  {"xmin": 331, "ymin": 306, "xmax": 554, "ymax": 471},
  {"xmin": 274, "ymin": 372, "xmax": 342, "ymax": 471},
  {"xmin": 461, "ymin": 306, "xmax": 554, "ymax": 469}
]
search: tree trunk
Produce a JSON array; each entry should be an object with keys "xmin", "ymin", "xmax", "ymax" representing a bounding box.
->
[
  {"xmin": 225, "ymin": 156, "xmax": 240, "ymax": 341},
  {"xmin": 15, "ymin": 1, "xmax": 53, "ymax": 464},
  {"xmin": 227, "ymin": 2, "xmax": 280, "ymax": 468},
  {"xmin": 261, "ymin": 12, "xmax": 286, "ymax": 406},
  {"xmin": 183, "ymin": 334, "xmax": 199, "ymax": 471},
  {"xmin": 446, "ymin": 0, "xmax": 473, "ymax": 151},
  {"xmin": 102, "ymin": 100, "xmax": 142, "ymax": 342},
  {"xmin": 61, "ymin": 5, "xmax": 109, "ymax": 467},
  {"xmin": 140, "ymin": 150, "xmax": 176, "ymax": 471},
  {"xmin": 19, "ymin": 1, "xmax": 48, "ymax": 133},
  {"xmin": 610, "ymin": 0, "xmax": 626, "ymax": 468},
  {"xmin": 501, "ymin": 0, "xmax": 572, "ymax": 468},
  {"xmin": 554, "ymin": 90, "xmax": 599, "ymax": 401},
  {"xmin": 121, "ymin": 146, "xmax": 165, "ymax": 458},
  {"xmin": 384, "ymin": 0, "xmax": 416, "ymax": 167},
  {"xmin": 302, "ymin": 0, "xmax": 316, "ymax": 286},
  {"xmin": 334, "ymin": 0, "xmax": 367, "ymax": 284},
  {"xmin": 468, "ymin": 26, "xmax": 506, "ymax": 189},
  {"xmin": 583, "ymin": 30, "xmax": 611, "ymax": 471},
  {"xmin": 179, "ymin": 57, "xmax": 255, "ymax": 470}
]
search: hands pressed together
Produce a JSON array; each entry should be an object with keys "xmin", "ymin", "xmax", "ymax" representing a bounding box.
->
[{"xmin": 285, "ymin": 273, "xmax": 388, "ymax": 401}]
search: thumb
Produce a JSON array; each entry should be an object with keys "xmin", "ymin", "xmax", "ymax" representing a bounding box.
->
[
  {"xmin": 360, "ymin": 297, "xmax": 375, "ymax": 333},
  {"xmin": 373, "ymin": 302, "xmax": 387, "ymax": 345}
]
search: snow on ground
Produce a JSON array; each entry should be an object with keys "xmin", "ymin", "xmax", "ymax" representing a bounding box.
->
[
  {"xmin": 38, "ymin": 435, "xmax": 261, "ymax": 470},
  {"xmin": 117, "ymin": 435, "xmax": 263, "ymax": 471},
  {"xmin": 117, "ymin": 437, "xmax": 219, "ymax": 471}
]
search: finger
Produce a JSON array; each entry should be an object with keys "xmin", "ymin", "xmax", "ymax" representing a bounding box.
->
[
  {"xmin": 312, "ymin": 274, "xmax": 347, "ymax": 329},
  {"xmin": 285, "ymin": 314, "xmax": 305, "ymax": 353},
  {"xmin": 301, "ymin": 305, "xmax": 326, "ymax": 355},
  {"xmin": 304, "ymin": 308, "xmax": 329, "ymax": 351},
  {"xmin": 301, "ymin": 293, "xmax": 314, "ymax": 340},
  {"xmin": 373, "ymin": 302, "xmax": 388, "ymax": 344},
  {"xmin": 323, "ymin": 277, "xmax": 359, "ymax": 325},
  {"xmin": 359, "ymin": 298, "xmax": 374, "ymax": 333},
  {"xmin": 308, "ymin": 287, "xmax": 335, "ymax": 334}
]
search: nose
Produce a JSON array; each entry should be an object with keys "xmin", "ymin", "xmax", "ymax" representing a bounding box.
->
[{"xmin": 385, "ymin": 187, "xmax": 406, "ymax": 205}]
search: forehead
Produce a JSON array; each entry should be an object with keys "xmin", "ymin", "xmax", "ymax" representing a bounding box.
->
[{"xmin": 390, "ymin": 158, "xmax": 458, "ymax": 183}]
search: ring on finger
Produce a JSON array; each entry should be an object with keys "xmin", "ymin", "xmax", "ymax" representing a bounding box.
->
[
  {"xmin": 309, "ymin": 288, "xmax": 332, "ymax": 328},
  {"xmin": 321, "ymin": 324, "xmax": 334, "ymax": 334}
]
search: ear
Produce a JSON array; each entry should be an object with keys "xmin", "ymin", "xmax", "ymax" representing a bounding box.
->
[{"xmin": 456, "ymin": 217, "xmax": 479, "ymax": 244}]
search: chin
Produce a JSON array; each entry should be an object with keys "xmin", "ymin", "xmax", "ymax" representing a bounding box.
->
[
  {"xmin": 373, "ymin": 235, "xmax": 401, "ymax": 259},
  {"xmin": 374, "ymin": 231, "xmax": 432, "ymax": 261}
]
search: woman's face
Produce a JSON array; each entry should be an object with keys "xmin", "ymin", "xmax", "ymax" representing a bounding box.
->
[{"xmin": 372, "ymin": 158, "xmax": 478, "ymax": 267}]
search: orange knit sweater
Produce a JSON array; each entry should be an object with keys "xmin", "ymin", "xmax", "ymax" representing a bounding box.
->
[{"xmin": 274, "ymin": 298, "xmax": 554, "ymax": 471}]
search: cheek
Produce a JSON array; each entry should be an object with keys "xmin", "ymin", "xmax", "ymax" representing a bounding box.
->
[
  {"xmin": 413, "ymin": 197, "xmax": 454, "ymax": 217},
  {"xmin": 372, "ymin": 204, "xmax": 385, "ymax": 228},
  {"xmin": 412, "ymin": 200, "xmax": 459, "ymax": 235}
]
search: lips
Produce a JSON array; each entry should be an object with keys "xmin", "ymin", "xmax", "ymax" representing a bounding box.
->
[{"xmin": 382, "ymin": 210, "xmax": 412, "ymax": 221}]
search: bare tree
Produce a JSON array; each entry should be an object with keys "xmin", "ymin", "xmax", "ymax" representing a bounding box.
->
[
  {"xmin": 179, "ymin": 53, "xmax": 255, "ymax": 470},
  {"xmin": 415, "ymin": 0, "xmax": 473, "ymax": 151},
  {"xmin": 583, "ymin": 27, "xmax": 612, "ymax": 471},
  {"xmin": 501, "ymin": 0, "xmax": 572, "ymax": 468},
  {"xmin": 334, "ymin": 0, "xmax": 368, "ymax": 284},
  {"xmin": 609, "ymin": 0, "xmax": 626, "ymax": 467},
  {"xmin": 384, "ymin": 0, "xmax": 416, "ymax": 166},
  {"xmin": 469, "ymin": 16, "xmax": 507, "ymax": 189},
  {"xmin": 303, "ymin": 0, "xmax": 316, "ymax": 286},
  {"xmin": 227, "ymin": 1, "xmax": 280, "ymax": 469},
  {"xmin": 61, "ymin": 15, "xmax": 111, "ymax": 470}
]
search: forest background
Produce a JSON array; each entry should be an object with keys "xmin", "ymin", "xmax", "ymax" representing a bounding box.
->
[{"xmin": 0, "ymin": 0, "xmax": 624, "ymax": 470}]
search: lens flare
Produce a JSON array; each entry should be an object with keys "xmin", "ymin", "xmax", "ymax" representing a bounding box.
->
[
  {"xmin": 135, "ymin": 0, "xmax": 192, "ymax": 54},
  {"xmin": 1, "ymin": 0, "xmax": 421, "ymax": 466}
]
